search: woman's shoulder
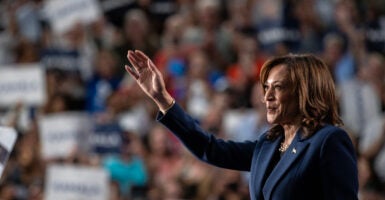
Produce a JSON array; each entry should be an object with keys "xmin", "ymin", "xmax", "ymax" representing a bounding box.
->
[
  {"xmin": 318, "ymin": 124, "xmax": 346, "ymax": 134},
  {"xmin": 301, "ymin": 125, "xmax": 356, "ymax": 157},
  {"xmin": 309, "ymin": 124, "xmax": 351, "ymax": 144}
]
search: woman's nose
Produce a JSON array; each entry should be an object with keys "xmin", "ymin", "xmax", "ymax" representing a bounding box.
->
[{"xmin": 264, "ymin": 88, "xmax": 275, "ymax": 101}]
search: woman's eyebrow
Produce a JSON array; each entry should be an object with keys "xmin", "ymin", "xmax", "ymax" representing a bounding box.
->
[{"xmin": 265, "ymin": 80, "xmax": 286, "ymax": 85}]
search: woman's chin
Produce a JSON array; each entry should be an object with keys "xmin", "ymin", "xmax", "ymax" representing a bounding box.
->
[{"xmin": 266, "ymin": 117, "xmax": 276, "ymax": 124}]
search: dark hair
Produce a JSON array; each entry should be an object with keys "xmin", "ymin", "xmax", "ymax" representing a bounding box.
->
[{"xmin": 260, "ymin": 54, "xmax": 343, "ymax": 139}]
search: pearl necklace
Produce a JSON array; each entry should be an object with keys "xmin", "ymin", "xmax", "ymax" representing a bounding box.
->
[{"xmin": 279, "ymin": 142, "xmax": 289, "ymax": 152}]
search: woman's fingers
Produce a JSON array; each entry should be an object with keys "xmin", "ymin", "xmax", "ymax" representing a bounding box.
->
[
  {"xmin": 128, "ymin": 50, "xmax": 154, "ymax": 75},
  {"xmin": 125, "ymin": 65, "xmax": 139, "ymax": 80},
  {"xmin": 126, "ymin": 50, "xmax": 160, "ymax": 81},
  {"xmin": 134, "ymin": 50, "xmax": 161, "ymax": 75},
  {"xmin": 127, "ymin": 51, "xmax": 140, "ymax": 66},
  {"xmin": 147, "ymin": 59, "xmax": 161, "ymax": 77},
  {"xmin": 147, "ymin": 59, "xmax": 155, "ymax": 72},
  {"xmin": 134, "ymin": 50, "xmax": 148, "ymax": 62},
  {"xmin": 127, "ymin": 51, "xmax": 144, "ymax": 72}
]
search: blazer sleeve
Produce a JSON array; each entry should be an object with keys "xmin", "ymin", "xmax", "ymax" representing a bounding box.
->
[
  {"xmin": 157, "ymin": 103, "xmax": 256, "ymax": 171},
  {"xmin": 320, "ymin": 128, "xmax": 359, "ymax": 200}
]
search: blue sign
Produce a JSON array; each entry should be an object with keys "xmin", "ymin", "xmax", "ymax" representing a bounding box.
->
[{"xmin": 90, "ymin": 122, "xmax": 123, "ymax": 155}]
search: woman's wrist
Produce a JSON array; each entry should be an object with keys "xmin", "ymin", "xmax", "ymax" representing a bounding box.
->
[
  {"xmin": 155, "ymin": 93, "xmax": 175, "ymax": 114},
  {"xmin": 160, "ymin": 98, "xmax": 175, "ymax": 114}
]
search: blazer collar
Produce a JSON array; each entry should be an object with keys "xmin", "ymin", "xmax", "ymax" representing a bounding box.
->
[
  {"xmin": 262, "ymin": 131, "xmax": 310, "ymax": 199},
  {"xmin": 253, "ymin": 136, "xmax": 281, "ymax": 198}
]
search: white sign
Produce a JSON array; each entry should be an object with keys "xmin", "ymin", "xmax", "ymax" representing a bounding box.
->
[
  {"xmin": 0, "ymin": 64, "xmax": 46, "ymax": 107},
  {"xmin": 45, "ymin": 164, "xmax": 109, "ymax": 200},
  {"xmin": 39, "ymin": 112, "xmax": 90, "ymax": 159},
  {"xmin": 44, "ymin": 0, "xmax": 101, "ymax": 34},
  {"xmin": 0, "ymin": 127, "xmax": 18, "ymax": 177}
]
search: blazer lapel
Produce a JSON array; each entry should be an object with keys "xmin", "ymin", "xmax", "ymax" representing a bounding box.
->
[
  {"xmin": 252, "ymin": 136, "xmax": 282, "ymax": 198},
  {"xmin": 262, "ymin": 133, "xmax": 310, "ymax": 200}
]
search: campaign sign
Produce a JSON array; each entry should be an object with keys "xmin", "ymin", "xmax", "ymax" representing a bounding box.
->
[
  {"xmin": 40, "ymin": 48, "xmax": 80, "ymax": 72},
  {"xmin": 0, "ymin": 65, "xmax": 46, "ymax": 107},
  {"xmin": 90, "ymin": 122, "xmax": 122, "ymax": 155},
  {"xmin": 0, "ymin": 127, "xmax": 17, "ymax": 178},
  {"xmin": 39, "ymin": 112, "xmax": 90, "ymax": 159},
  {"xmin": 45, "ymin": 164, "xmax": 109, "ymax": 200},
  {"xmin": 43, "ymin": 0, "xmax": 101, "ymax": 34}
]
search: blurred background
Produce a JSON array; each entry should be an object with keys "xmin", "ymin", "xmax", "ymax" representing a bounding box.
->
[{"xmin": 0, "ymin": 0, "xmax": 384, "ymax": 199}]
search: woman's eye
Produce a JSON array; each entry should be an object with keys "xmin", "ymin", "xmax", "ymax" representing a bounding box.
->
[{"xmin": 263, "ymin": 85, "xmax": 268, "ymax": 91}]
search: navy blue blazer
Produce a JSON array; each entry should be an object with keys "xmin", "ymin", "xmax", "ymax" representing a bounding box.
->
[{"xmin": 157, "ymin": 104, "xmax": 358, "ymax": 200}]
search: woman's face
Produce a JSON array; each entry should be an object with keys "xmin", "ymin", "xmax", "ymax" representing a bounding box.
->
[{"xmin": 263, "ymin": 65, "xmax": 299, "ymax": 125}]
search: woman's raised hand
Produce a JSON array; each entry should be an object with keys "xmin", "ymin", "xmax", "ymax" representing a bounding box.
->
[{"xmin": 125, "ymin": 50, "xmax": 174, "ymax": 113}]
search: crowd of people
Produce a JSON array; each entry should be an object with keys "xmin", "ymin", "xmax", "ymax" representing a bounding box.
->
[{"xmin": 0, "ymin": 0, "xmax": 384, "ymax": 199}]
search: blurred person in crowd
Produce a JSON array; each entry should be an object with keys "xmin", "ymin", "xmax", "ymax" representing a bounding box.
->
[
  {"xmin": 6, "ymin": 2, "xmax": 41, "ymax": 63},
  {"xmin": 356, "ymin": 157, "xmax": 376, "ymax": 200},
  {"xmin": 144, "ymin": 124, "xmax": 183, "ymax": 195},
  {"xmin": 355, "ymin": 53, "xmax": 385, "ymax": 199},
  {"xmin": 139, "ymin": 0, "xmax": 178, "ymax": 35},
  {"xmin": 358, "ymin": 114, "xmax": 385, "ymax": 199},
  {"xmin": 198, "ymin": 92, "xmax": 229, "ymax": 138},
  {"xmin": 40, "ymin": 23, "xmax": 97, "ymax": 110},
  {"xmin": 125, "ymin": 50, "xmax": 358, "ymax": 199},
  {"xmin": 185, "ymin": 49, "xmax": 213, "ymax": 120},
  {"xmin": 116, "ymin": 87, "xmax": 154, "ymax": 136},
  {"xmin": 69, "ymin": 23, "xmax": 98, "ymax": 80},
  {"xmin": 223, "ymin": 82, "xmax": 270, "ymax": 188},
  {"xmin": 338, "ymin": 53, "xmax": 383, "ymax": 141},
  {"xmin": 144, "ymin": 125, "xmax": 184, "ymax": 199},
  {"xmin": 182, "ymin": 0, "xmax": 234, "ymax": 72},
  {"xmin": 148, "ymin": 179, "xmax": 183, "ymax": 200},
  {"xmin": 153, "ymin": 13, "xmax": 187, "ymax": 70},
  {"xmin": 152, "ymin": 13, "xmax": 191, "ymax": 103},
  {"xmin": 90, "ymin": 16, "xmax": 119, "ymax": 50},
  {"xmin": 103, "ymin": 131, "xmax": 148, "ymax": 198},
  {"xmin": 197, "ymin": 168, "xmax": 249, "ymax": 200},
  {"xmin": 250, "ymin": 0, "xmax": 284, "ymax": 52},
  {"xmin": 86, "ymin": 49, "xmax": 123, "ymax": 114},
  {"xmin": 323, "ymin": 0, "xmax": 366, "ymax": 84},
  {"xmin": 1, "ymin": 122, "xmax": 44, "ymax": 200},
  {"xmin": 333, "ymin": 0, "xmax": 366, "ymax": 57},
  {"xmin": 321, "ymin": 33, "xmax": 356, "ymax": 84},
  {"xmin": 9, "ymin": 0, "xmax": 42, "ymax": 44},
  {"xmin": 0, "ymin": 0, "xmax": 42, "ymax": 65},
  {"xmin": 42, "ymin": 68, "xmax": 87, "ymax": 112},
  {"xmin": 360, "ymin": 53, "xmax": 385, "ymax": 111},
  {"xmin": 289, "ymin": 0, "xmax": 325, "ymax": 53},
  {"xmin": 250, "ymin": 0, "xmax": 323, "ymax": 55},
  {"xmin": 0, "ymin": 2, "xmax": 17, "ymax": 65},
  {"xmin": 225, "ymin": 0, "xmax": 255, "ymax": 33},
  {"xmin": 226, "ymin": 35, "xmax": 267, "ymax": 108},
  {"xmin": 224, "ymin": 82, "xmax": 269, "ymax": 142},
  {"xmin": 362, "ymin": 0, "xmax": 385, "ymax": 54},
  {"xmin": 175, "ymin": 148, "xmax": 218, "ymax": 199},
  {"xmin": 114, "ymin": 9, "xmax": 159, "ymax": 72}
]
